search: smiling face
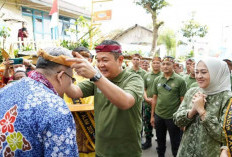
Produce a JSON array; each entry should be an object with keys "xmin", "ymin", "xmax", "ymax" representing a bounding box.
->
[
  {"xmin": 195, "ymin": 61, "xmax": 210, "ymax": 88},
  {"xmin": 96, "ymin": 52, "xmax": 123, "ymax": 80}
]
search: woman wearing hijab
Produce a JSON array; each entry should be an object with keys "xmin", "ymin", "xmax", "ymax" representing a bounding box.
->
[{"xmin": 173, "ymin": 57, "xmax": 232, "ymax": 157}]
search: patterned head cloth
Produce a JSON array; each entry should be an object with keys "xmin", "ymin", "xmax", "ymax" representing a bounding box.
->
[
  {"xmin": 95, "ymin": 45, "xmax": 122, "ymax": 53},
  {"xmin": 162, "ymin": 56, "xmax": 175, "ymax": 63},
  {"xmin": 37, "ymin": 49, "xmax": 73, "ymax": 67}
]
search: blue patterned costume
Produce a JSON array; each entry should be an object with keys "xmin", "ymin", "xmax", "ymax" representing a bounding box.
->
[{"xmin": 0, "ymin": 76, "xmax": 79, "ymax": 157}]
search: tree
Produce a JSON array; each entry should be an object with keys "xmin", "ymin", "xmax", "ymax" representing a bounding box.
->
[
  {"xmin": 180, "ymin": 13, "xmax": 208, "ymax": 56},
  {"xmin": 158, "ymin": 29, "xmax": 176, "ymax": 57},
  {"xmin": 136, "ymin": 0, "xmax": 169, "ymax": 56}
]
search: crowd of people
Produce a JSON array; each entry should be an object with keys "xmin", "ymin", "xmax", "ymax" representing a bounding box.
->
[{"xmin": 0, "ymin": 40, "xmax": 232, "ymax": 157}]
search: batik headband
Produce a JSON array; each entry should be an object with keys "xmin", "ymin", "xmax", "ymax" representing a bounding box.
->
[
  {"xmin": 37, "ymin": 49, "xmax": 73, "ymax": 67},
  {"xmin": 162, "ymin": 56, "xmax": 175, "ymax": 63},
  {"xmin": 95, "ymin": 45, "xmax": 122, "ymax": 53}
]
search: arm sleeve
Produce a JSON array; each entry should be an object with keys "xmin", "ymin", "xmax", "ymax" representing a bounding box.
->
[
  {"xmin": 179, "ymin": 78, "xmax": 187, "ymax": 97},
  {"xmin": 78, "ymin": 80, "xmax": 94, "ymax": 98},
  {"xmin": 152, "ymin": 77, "xmax": 159, "ymax": 96},
  {"xmin": 123, "ymin": 75, "xmax": 144, "ymax": 105},
  {"xmin": 173, "ymin": 88, "xmax": 198, "ymax": 127}
]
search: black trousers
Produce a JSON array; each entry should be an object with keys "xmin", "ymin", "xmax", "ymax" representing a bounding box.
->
[{"xmin": 155, "ymin": 114, "xmax": 181, "ymax": 157}]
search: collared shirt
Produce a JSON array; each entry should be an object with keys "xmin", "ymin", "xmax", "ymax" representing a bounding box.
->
[
  {"xmin": 144, "ymin": 71, "xmax": 162, "ymax": 98},
  {"xmin": 185, "ymin": 74, "xmax": 196, "ymax": 90},
  {"xmin": 127, "ymin": 67, "xmax": 147, "ymax": 80},
  {"xmin": 153, "ymin": 72, "xmax": 187, "ymax": 119},
  {"xmin": 0, "ymin": 77, "xmax": 78, "ymax": 156},
  {"xmin": 79, "ymin": 69, "xmax": 144, "ymax": 157}
]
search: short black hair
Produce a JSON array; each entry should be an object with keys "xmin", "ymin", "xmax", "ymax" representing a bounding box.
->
[
  {"xmin": 98, "ymin": 40, "xmax": 122, "ymax": 60},
  {"xmin": 73, "ymin": 46, "xmax": 90, "ymax": 53}
]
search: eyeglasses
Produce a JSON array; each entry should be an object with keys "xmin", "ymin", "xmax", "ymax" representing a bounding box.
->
[{"xmin": 57, "ymin": 71, "xmax": 76, "ymax": 83}]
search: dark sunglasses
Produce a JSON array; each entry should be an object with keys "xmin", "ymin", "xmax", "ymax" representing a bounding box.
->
[{"xmin": 57, "ymin": 71, "xmax": 76, "ymax": 83}]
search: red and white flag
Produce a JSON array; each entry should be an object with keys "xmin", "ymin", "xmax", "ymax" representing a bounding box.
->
[{"xmin": 49, "ymin": 0, "xmax": 58, "ymax": 28}]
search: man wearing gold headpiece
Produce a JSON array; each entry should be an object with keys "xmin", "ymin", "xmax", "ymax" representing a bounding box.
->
[{"xmin": 0, "ymin": 47, "xmax": 79, "ymax": 156}]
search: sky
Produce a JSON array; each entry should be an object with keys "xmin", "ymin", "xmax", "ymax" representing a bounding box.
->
[{"xmin": 72, "ymin": 0, "xmax": 232, "ymax": 56}]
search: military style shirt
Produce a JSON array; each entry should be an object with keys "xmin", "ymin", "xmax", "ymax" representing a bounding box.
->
[
  {"xmin": 79, "ymin": 69, "xmax": 144, "ymax": 157},
  {"xmin": 144, "ymin": 71, "xmax": 162, "ymax": 106},
  {"xmin": 185, "ymin": 75, "xmax": 196, "ymax": 90},
  {"xmin": 127, "ymin": 67, "xmax": 147, "ymax": 80},
  {"xmin": 173, "ymin": 88, "xmax": 232, "ymax": 157},
  {"xmin": 153, "ymin": 72, "xmax": 187, "ymax": 119}
]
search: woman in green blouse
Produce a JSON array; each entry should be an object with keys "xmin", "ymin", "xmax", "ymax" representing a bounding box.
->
[{"xmin": 173, "ymin": 57, "xmax": 232, "ymax": 157}]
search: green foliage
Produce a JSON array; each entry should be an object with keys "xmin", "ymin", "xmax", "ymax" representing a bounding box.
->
[
  {"xmin": 14, "ymin": 49, "xmax": 19, "ymax": 57},
  {"xmin": 180, "ymin": 14, "xmax": 208, "ymax": 43},
  {"xmin": 136, "ymin": 0, "xmax": 169, "ymax": 13},
  {"xmin": 158, "ymin": 29, "xmax": 176, "ymax": 57},
  {"xmin": 22, "ymin": 45, "xmax": 33, "ymax": 51},
  {"xmin": 60, "ymin": 39, "xmax": 89, "ymax": 50},
  {"xmin": 0, "ymin": 26, "xmax": 11, "ymax": 39}
]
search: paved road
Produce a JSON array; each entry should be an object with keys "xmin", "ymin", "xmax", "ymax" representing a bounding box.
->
[{"xmin": 142, "ymin": 130, "xmax": 172, "ymax": 157}]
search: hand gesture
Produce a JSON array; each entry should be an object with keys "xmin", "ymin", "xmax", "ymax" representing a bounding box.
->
[
  {"xmin": 146, "ymin": 98, "xmax": 153, "ymax": 105},
  {"xmin": 66, "ymin": 52, "xmax": 97, "ymax": 79},
  {"xmin": 192, "ymin": 91, "xmax": 207, "ymax": 115},
  {"xmin": 3, "ymin": 59, "xmax": 13, "ymax": 69}
]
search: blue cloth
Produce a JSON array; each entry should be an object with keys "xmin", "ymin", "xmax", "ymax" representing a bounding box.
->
[{"xmin": 0, "ymin": 77, "xmax": 78, "ymax": 157}]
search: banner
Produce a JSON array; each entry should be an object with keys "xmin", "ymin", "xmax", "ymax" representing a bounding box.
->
[{"xmin": 93, "ymin": 10, "xmax": 112, "ymax": 21}]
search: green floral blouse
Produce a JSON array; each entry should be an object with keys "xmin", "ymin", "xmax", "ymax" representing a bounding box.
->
[{"xmin": 173, "ymin": 87, "xmax": 232, "ymax": 157}]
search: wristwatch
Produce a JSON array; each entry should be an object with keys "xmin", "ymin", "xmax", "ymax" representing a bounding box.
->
[{"xmin": 90, "ymin": 71, "xmax": 102, "ymax": 82}]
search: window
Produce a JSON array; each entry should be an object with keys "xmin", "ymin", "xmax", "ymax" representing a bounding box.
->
[{"xmin": 22, "ymin": 7, "xmax": 78, "ymax": 41}]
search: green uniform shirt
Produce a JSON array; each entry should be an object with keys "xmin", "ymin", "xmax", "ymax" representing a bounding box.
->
[
  {"xmin": 127, "ymin": 67, "xmax": 147, "ymax": 80},
  {"xmin": 173, "ymin": 88, "xmax": 232, "ymax": 157},
  {"xmin": 153, "ymin": 72, "xmax": 187, "ymax": 119},
  {"xmin": 185, "ymin": 75, "xmax": 196, "ymax": 90},
  {"xmin": 144, "ymin": 71, "xmax": 162, "ymax": 106},
  {"xmin": 79, "ymin": 69, "xmax": 144, "ymax": 157}
]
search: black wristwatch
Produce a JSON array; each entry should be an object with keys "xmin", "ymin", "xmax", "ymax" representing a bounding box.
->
[{"xmin": 90, "ymin": 71, "xmax": 102, "ymax": 82}]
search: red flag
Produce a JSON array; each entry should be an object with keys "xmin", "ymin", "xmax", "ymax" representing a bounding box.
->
[{"xmin": 49, "ymin": 0, "xmax": 58, "ymax": 15}]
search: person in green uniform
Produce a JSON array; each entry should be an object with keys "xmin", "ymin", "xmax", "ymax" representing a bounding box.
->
[
  {"xmin": 127, "ymin": 53, "xmax": 147, "ymax": 79},
  {"xmin": 185, "ymin": 60, "xmax": 196, "ymax": 90},
  {"xmin": 185, "ymin": 58, "xmax": 194, "ymax": 75},
  {"xmin": 142, "ymin": 57, "xmax": 162, "ymax": 150},
  {"xmin": 66, "ymin": 40, "xmax": 144, "ymax": 157},
  {"xmin": 150, "ymin": 56, "xmax": 187, "ymax": 157},
  {"xmin": 141, "ymin": 59, "xmax": 150, "ymax": 72},
  {"xmin": 173, "ymin": 57, "xmax": 232, "ymax": 157}
]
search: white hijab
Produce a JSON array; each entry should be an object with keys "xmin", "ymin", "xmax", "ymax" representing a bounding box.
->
[{"xmin": 196, "ymin": 57, "xmax": 231, "ymax": 95}]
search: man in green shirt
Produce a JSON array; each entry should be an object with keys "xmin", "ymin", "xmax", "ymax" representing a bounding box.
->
[
  {"xmin": 185, "ymin": 58, "xmax": 194, "ymax": 75},
  {"xmin": 127, "ymin": 53, "xmax": 147, "ymax": 79},
  {"xmin": 142, "ymin": 57, "xmax": 162, "ymax": 150},
  {"xmin": 150, "ymin": 56, "xmax": 187, "ymax": 157},
  {"xmin": 185, "ymin": 60, "xmax": 196, "ymax": 90},
  {"xmin": 66, "ymin": 40, "xmax": 144, "ymax": 157}
]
